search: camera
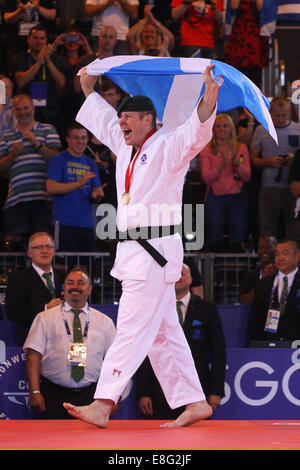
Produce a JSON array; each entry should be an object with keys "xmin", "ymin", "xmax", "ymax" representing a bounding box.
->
[
  {"xmin": 65, "ymin": 34, "xmax": 79, "ymax": 42},
  {"xmin": 274, "ymin": 155, "xmax": 289, "ymax": 182}
]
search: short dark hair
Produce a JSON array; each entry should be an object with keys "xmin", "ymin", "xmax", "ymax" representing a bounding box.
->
[
  {"xmin": 100, "ymin": 77, "xmax": 123, "ymax": 94},
  {"xmin": 270, "ymin": 96, "xmax": 291, "ymax": 111},
  {"xmin": 28, "ymin": 24, "xmax": 47, "ymax": 37},
  {"xmin": 276, "ymin": 239, "xmax": 300, "ymax": 252},
  {"xmin": 64, "ymin": 267, "xmax": 92, "ymax": 285},
  {"xmin": 66, "ymin": 122, "xmax": 88, "ymax": 137}
]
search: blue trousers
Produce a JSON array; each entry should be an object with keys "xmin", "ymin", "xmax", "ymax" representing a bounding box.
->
[{"xmin": 204, "ymin": 190, "xmax": 248, "ymax": 249}]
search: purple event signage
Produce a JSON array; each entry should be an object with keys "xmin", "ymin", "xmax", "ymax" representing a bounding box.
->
[
  {"xmin": 1, "ymin": 303, "xmax": 300, "ymax": 420},
  {"xmin": 214, "ymin": 348, "xmax": 300, "ymax": 420}
]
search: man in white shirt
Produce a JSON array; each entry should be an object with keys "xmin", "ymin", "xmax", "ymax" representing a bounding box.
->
[
  {"xmin": 250, "ymin": 239, "xmax": 300, "ymax": 343},
  {"xmin": 63, "ymin": 65, "xmax": 221, "ymax": 428},
  {"xmin": 86, "ymin": 0, "xmax": 138, "ymax": 54},
  {"xmin": 24, "ymin": 268, "xmax": 116, "ymax": 419}
]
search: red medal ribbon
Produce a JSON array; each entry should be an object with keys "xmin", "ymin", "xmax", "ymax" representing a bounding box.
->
[{"xmin": 124, "ymin": 127, "xmax": 157, "ymax": 194}]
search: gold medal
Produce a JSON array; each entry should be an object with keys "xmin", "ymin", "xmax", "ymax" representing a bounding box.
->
[{"xmin": 121, "ymin": 192, "xmax": 131, "ymax": 205}]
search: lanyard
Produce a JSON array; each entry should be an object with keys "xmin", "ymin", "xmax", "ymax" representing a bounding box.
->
[
  {"xmin": 269, "ymin": 273, "xmax": 290, "ymax": 309},
  {"xmin": 28, "ymin": 52, "xmax": 46, "ymax": 81},
  {"xmin": 124, "ymin": 127, "xmax": 157, "ymax": 194},
  {"xmin": 62, "ymin": 304, "xmax": 90, "ymax": 341},
  {"xmin": 42, "ymin": 64, "xmax": 46, "ymax": 82}
]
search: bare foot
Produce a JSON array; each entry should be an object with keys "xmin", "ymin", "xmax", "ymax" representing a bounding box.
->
[
  {"xmin": 63, "ymin": 399, "xmax": 114, "ymax": 428},
  {"xmin": 160, "ymin": 400, "xmax": 212, "ymax": 428}
]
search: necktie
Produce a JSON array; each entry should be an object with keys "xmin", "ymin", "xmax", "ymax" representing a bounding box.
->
[
  {"xmin": 71, "ymin": 308, "xmax": 84, "ymax": 382},
  {"xmin": 176, "ymin": 300, "xmax": 184, "ymax": 325},
  {"xmin": 42, "ymin": 272, "xmax": 55, "ymax": 298},
  {"xmin": 279, "ymin": 276, "xmax": 289, "ymax": 316}
]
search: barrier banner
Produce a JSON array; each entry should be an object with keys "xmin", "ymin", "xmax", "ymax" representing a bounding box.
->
[
  {"xmin": 214, "ymin": 348, "xmax": 300, "ymax": 420},
  {"xmin": 0, "ymin": 344, "xmax": 33, "ymax": 419},
  {"xmin": 1, "ymin": 302, "xmax": 299, "ymax": 420}
]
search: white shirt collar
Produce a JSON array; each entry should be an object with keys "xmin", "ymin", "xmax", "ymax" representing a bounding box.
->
[
  {"xmin": 177, "ymin": 291, "xmax": 191, "ymax": 309},
  {"xmin": 63, "ymin": 301, "xmax": 89, "ymax": 315},
  {"xmin": 278, "ymin": 267, "xmax": 298, "ymax": 286},
  {"xmin": 32, "ymin": 263, "xmax": 54, "ymax": 278}
]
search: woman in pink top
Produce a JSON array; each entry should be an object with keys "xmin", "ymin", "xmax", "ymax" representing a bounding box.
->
[{"xmin": 199, "ymin": 113, "xmax": 251, "ymax": 251}]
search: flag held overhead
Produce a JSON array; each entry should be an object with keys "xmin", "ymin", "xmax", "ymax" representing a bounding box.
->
[{"xmin": 79, "ymin": 55, "xmax": 277, "ymax": 143}]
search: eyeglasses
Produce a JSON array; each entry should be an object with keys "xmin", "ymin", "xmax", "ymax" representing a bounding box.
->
[{"xmin": 30, "ymin": 244, "xmax": 54, "ymax": 250}]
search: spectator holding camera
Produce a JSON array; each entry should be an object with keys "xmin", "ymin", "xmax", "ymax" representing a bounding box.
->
[
  {"xmin": 250, "ymin": 97, "xmax": 300, "ymax": 240},
  {"xmin": 11, "ymin": 25, "xmax": 69, "ymax": 136},
  {"xmin": 171, "ymin": 0, "xmax": 223, "ymax": 58},
  {"xmin": 51, "ymin": 30, "xmax": 94, "ymax": 137},
  {"xmin": 52, "ymin": 31, "xmax": 93, "ymax": 70}
]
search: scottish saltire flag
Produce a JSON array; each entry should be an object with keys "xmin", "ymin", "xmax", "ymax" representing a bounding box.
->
[{"xmin": 81, "ymin": 55, "xmax": 277, "ymax": 142}]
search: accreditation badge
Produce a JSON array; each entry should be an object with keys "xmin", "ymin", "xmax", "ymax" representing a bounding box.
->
[
  {"xmin": 264, "ymin": 309, "xmax": 280, "ymax": 333},
  {"xmin": 18, "ymin": 21, "xmax": 38, "ymax": 36},
  {"xmin": 30, "ymin": 82, "xmax": 48, "ymax": 107},
  {"xmin": 67, "ymin": 343, "xmax": 87, "ymax": 367}
]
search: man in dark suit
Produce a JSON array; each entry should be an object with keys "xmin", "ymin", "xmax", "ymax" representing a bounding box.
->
[
  {"xmin": 136, "ymin": 263, "xmax": 227, "ymax": 419},
  {"xmin": 249, "ymin": 239, "xmax": 300, "ymax": 343},
  {"xmin": 5, "ymin": 232, "xmax": 64, "ymax": 346}
]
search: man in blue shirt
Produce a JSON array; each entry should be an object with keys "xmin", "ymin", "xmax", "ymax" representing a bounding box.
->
[{"xmin": 46, "ymin": 122, "xmax": 104, "ymax": 252}]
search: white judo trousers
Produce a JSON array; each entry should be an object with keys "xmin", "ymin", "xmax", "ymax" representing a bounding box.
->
[
  {"xmin": 94, "ymin": 245, "xmax": 206, "ymax": 408},
  {"xmin": 76, "ymin": 91, "xmax": 216, "ymax": 408}
]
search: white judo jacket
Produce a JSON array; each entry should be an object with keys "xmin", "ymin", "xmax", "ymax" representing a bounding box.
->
[{"xmin": 76, "ymin": 92, "xmax": 216, "ymax": 283}]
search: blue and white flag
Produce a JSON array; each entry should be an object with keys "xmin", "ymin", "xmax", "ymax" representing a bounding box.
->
[{"xmin": 81, "ymin": 55, "xmax": 277, "ymax": 142}]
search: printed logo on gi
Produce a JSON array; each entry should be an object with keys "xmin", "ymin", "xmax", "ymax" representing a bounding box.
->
[
  {"xmin": 140, "ymin": 154, "xmax": 147, "ymax": 165},
  {"xmin": 192, "ymin": 320, "xmax": 202, "ymax": 341},
  {"xmin": 113, "ymin": 369, "xmax": 122, "ymax": 378}
]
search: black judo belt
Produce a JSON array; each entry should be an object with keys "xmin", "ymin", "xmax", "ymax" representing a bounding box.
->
[{"xmin": 116, "ymin": 225, "xmax": 179, "ymax": 267}]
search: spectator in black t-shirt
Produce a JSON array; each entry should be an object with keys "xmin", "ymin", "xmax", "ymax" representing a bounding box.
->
[
  {"xmin": 3, "ymin": 0, "xmax": 56, "ymax": 71},
  {"xmin": 11, "ymin": 24, "xmax": 69, "ymax": 137}
]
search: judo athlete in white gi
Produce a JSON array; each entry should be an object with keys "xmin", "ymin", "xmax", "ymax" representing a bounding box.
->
[{"xmin": 63, "ymin": 65, "xmax": 222, "ymax": 427}]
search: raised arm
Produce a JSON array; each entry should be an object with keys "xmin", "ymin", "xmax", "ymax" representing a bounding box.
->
[
  {"xmin": 76, "ymin": 68, "xmax": 123, "ymax": 154},
  {"xmin": 197, "ymin": 65, "xmax": 222, "ymax": 123}
]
